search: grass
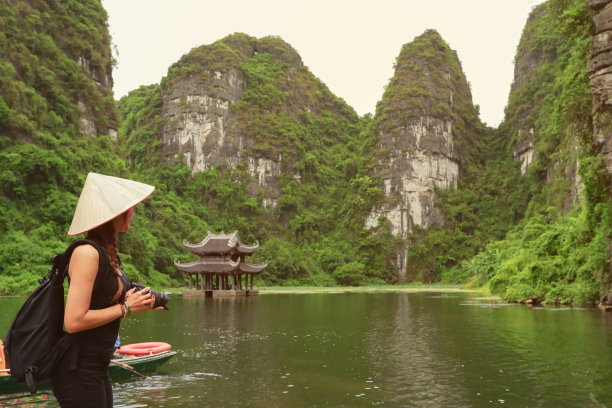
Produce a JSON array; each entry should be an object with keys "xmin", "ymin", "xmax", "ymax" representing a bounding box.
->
[{"xmin": 256, "ymin": 284, "xmax": 471, "ymax": 294}]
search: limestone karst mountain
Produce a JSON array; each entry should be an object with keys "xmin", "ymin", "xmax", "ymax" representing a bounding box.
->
[
  {"xmin": 363, "ymin": 29, "xmax": 487, "ymax": 280},
  {"xmin": 143, "ymin": 33, "xmax": 361, "ymax": 210}
]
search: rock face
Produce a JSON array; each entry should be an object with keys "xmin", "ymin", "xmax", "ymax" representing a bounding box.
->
[
  {"xmin": 77, "ymin": 56, "xmax": 115, "ymax": 137},
  {"xmin": 504, "ymin": 3, "xmax": 583, "ymax": 211},
  {"xmin": 588, "ymin": 0, "xmax": 612, "ymax": 176},
  {"xmin": 163, "ymin": 71, "xmax": 245, "ymax": 173},
  {"xmin": 513, "ymin": 137, "xmax": 535, "ymax": 174},
  {"xmin": 600, "ymin": 291, "xmax": 612, "ymax": 310},
  {"xmin": 367, "ymin": 30, "xmax": 480, "ymax": 281},
  {"xmin": 160, "ymin": 37, "xmax": 284, "ymax": 209},
  {"xmin": 509, "ymin": 6, "xmax": 547, "ymax": 174}
]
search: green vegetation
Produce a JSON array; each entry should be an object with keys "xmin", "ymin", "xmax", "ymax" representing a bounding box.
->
[
  {"xmin": 480, "ymin": 0, "xmax": 611, "ymax": 304},
  {"xmin": 0, "ymin": 0, "xmax": 126, "ymax": 294},
  {"xmin": 0, "ymin": 0, "xmax": 609, "ymax": 305},
  {"xmin": 438, "ymin": 0, "xmax": 611, "ymax": 304}
]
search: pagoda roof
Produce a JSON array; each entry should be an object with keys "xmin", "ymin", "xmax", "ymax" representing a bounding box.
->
[
  {"xmin": 183, "ymin": 230, "xmax": 259, "ymax": 256},
  {"xmin": 174, "ymin": 258, "xmax": 239, "ymax": 274},
  {"xmin": 236, "ymin": 241, "xmax": 259, "ymax": 255},
  {"xmin": 238, "ymin": 262, "xmax": 268, "ymax": 274}
]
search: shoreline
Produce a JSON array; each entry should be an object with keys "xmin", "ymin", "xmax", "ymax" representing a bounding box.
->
[
  {"xmin": 159, "ymin": 283, "xmax": 481, "ymax": 296},
  {"xmin": 257, "ymin": 284, "xmax": 475, "ymax": 295},
  {"xmin": 0, "ymin": 284, "xmax": 484, "ymax": 298}
]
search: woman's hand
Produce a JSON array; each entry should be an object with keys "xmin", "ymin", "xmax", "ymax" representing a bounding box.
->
[{"xmin": 124, "ymin": 286, "xmax": 155, "ymax": 314}]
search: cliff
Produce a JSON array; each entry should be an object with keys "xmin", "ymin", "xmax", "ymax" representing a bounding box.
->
[
  {"xmin": 588, "ymin": 0, "xmax": 612, "ymax": 177},
  {"xmin": 0, "ymin": 0, "xmax": 117, "ymax": 141},
  {"xmin": 483, "ymin": 0, "xmax": 611, "ymax": 305},
  {"xmin": 365, "ymin": 30, "xmax": 486, "ymax": 281},
  {"xmin": 117, "ymin": 33, "xmax": 386, "ymax": 285},
  {"xmin": 501, "ymin": 2, "xmax": 586, "ymax": 213},
  {"xmin": 507, "ymin": 5, "xmax": 549, "ymax": 174}
]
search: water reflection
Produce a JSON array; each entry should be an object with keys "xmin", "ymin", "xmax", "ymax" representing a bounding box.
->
[{"xmin": 0, "ymin": 293, "xmax": 611, "ymax": 407}]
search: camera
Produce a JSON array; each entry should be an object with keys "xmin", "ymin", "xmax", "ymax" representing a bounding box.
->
[{"xmin": 130, "ymin": 282, "xmax": 171, "ymax": 310}]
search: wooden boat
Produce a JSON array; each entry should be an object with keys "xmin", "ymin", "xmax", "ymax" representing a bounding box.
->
[{"xmin": 0, "ymin": 344, "xmax": 176, "ymax": 394}]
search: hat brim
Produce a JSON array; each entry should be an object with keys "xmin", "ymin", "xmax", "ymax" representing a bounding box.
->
[{"xmin": 68, "ymin": 173, "xmax": 155, "ymax": 236}]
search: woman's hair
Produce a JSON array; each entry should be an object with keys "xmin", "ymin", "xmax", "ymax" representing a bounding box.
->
[{"xmin": 86, "ymin": 217, "xmax": 124, "ymax": 303}]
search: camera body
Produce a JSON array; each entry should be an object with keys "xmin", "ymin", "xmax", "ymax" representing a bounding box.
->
[{"xmin": 130, "ymin": 282, "xmax": 170, "ymax": 310}]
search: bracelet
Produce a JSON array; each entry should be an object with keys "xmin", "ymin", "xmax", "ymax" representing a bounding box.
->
[
  {"xmin": 124, "ymin": 301, "xmax": 132, "ymax": 316},
  {"xmin": 120, "ymin": 303, "xmax": 127, "ymax": 318}
]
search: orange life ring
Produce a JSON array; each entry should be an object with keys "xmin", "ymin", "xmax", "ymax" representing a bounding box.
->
[
  {"xmin": 117, "ymin": 342, "xmax": 171, "ymax": 356},
  {"xmin": 0, "ymin": 339, "xmax": 8, "ymax": 374}
]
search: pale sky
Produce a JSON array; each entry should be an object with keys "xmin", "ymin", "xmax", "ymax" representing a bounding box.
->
[{"xmin": 102, "ymin": 0, "xmax": 546, "ymax": 127}]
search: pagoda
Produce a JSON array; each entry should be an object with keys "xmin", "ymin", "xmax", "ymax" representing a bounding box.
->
[{"xmin": 174, "ymin": 230, "xmax": 267, "ymax": 297}]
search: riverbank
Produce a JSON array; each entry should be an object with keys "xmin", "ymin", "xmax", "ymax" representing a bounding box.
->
[
  {"xmin": 0, "ymin": 283, "xmax": 484, "ymax": 298},
  {"xmin": 161, "ymin": 283, "xmax": 487, "ymax": 296},
  {"xmin": 259, "ymin": 284, "xmax": 474, "ymax": 294}
]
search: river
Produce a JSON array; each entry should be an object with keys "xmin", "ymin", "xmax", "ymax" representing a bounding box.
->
[{"xmin": 1, "ymin": 291, "xmax": 611, "ymax": 407}]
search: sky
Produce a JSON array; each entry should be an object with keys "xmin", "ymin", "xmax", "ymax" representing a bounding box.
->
[{"xmin": 102, "ymin": 0, "xmax": 547, "ymax": 127}]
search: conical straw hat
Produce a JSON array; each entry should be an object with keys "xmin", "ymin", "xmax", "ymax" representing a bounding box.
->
[{"xmin": 68, "ymin": 173, "xmax": 155, "ymax": 236}]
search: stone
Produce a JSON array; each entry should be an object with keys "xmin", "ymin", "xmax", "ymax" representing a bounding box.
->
[
  {"xmin": 591, "ymin": 1, "xmax": 612, "ymax": 32},
  {"xmin": 589, "ymin": 0, "xmax": 612, "ymax": 11},
  {"xmin": 513, "ymin": 132, "xmax": 536, "ymax": 175},
  {"xmin": 599, "ymin": 291, "xmax": 612, "ymax": 310}
]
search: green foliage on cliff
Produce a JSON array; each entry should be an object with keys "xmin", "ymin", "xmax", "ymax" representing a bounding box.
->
[
  {"xmin": 0, "ymin": 0, "xmax": 128, "ymax": 294},
  {"xmin": 450, "ymin": 0, "xmax": 611, "ymax": 304},
  {"xmin": 485, "ymin": 204, "xmax": 610, "ymax": 304}
]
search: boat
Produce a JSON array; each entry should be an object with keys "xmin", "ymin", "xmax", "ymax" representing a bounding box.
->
[{"xmin": 0, "ymin": 343, "xmax": 176, "ymax": 394}]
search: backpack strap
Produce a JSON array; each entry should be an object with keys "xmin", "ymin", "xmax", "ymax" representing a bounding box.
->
[{"xmin": 58, "ymin": 239, "xmax": 107, "ymax": 281}]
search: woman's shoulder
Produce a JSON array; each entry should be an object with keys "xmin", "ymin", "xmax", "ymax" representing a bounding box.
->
[{"xmin": 71, "ymin": 243, "xmax": 100, "ymax": 261}]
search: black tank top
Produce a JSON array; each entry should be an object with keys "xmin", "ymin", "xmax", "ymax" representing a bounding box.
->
[{"xmin": 68, "ymin": 242, "xmax": 129, "ymax": 353}]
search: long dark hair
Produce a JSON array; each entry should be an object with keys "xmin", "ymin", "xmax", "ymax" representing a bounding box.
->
[{"xmin": 86, "ymin": 218, "xmax": 124, "ymax": 303}]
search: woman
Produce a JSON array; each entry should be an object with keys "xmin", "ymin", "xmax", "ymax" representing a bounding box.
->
[{"xmin": 51, "ymin": 172, "xmax": 158, "ymax": 408}]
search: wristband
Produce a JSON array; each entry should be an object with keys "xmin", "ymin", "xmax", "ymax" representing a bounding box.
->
[{"xmin": 124, "ymin": 301, "xmax": 132, "ymax": 316}]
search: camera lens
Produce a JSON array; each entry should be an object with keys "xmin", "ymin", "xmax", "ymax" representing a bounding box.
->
[
  {"xmin": 130, "ymin": 282, "xmax": 171, "ymax": 310},
  {"xmin": 150, "ymin": 290, "xmax": 170, "ymax": 309}
]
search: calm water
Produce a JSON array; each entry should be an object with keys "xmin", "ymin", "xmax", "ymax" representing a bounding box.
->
[{"xmin": 1, "ymin": 292, "xmax": 612, "ymax": 407}]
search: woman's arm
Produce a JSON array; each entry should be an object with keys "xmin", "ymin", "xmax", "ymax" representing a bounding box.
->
[{"xmin": 64, "ymin": 244, "xmax": 153, "ymax": 333}]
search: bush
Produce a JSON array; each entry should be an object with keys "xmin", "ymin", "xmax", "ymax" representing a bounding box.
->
[{"xmin": 333, "ymin": 262, "xmax": 366, "ymax": 286}]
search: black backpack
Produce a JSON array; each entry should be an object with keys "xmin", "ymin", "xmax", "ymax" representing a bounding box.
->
[{"xmin": 4, "ymin": 239, "xmax": 103, "ymax": 394}]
